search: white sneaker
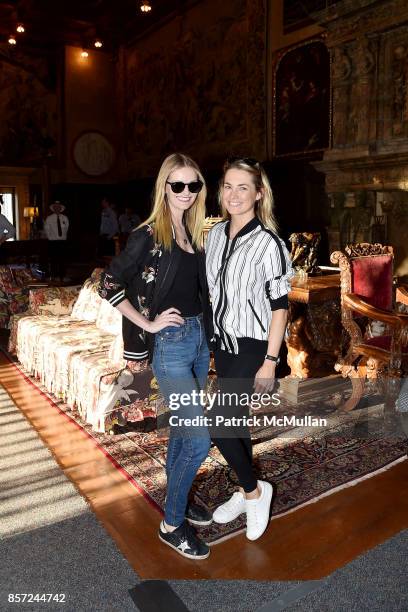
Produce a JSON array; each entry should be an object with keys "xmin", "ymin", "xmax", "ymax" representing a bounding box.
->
[
  {"xmin": 245, "ymin": 480, "xmax": 273, "ymax": 541},
  {"xmin": 212, "ymin": 491, "xmax": 246, "ymax": 524}
]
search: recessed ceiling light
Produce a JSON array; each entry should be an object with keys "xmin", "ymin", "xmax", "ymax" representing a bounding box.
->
[{"xmin": 140, "ymin": 1, "xmax": 152, "ymax": 13}]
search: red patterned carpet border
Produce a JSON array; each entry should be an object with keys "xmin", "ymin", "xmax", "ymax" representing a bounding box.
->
[{"xmin": 3, "ymin": 350, "xmax": 407, "ymax": 544}]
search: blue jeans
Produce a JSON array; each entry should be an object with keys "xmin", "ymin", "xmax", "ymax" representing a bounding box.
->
[{"xmin": 151, "ymin": 314, "xmax": 211, "ymax": 527}]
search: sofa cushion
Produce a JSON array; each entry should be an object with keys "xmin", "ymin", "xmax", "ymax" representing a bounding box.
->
[
  {"xmin": 71, "ymin": 278, "xmax": 102, "ymax": 321},
  {"xmin": 8, "ymin": 312, "xmax": 31, "ymax": 354},
  {"xmin": 0, "ymin": 266, "xmax": 15, "ymax": 292},
  {"xmin": 38, "ymin": 325, "xmax": 114, "ymax": 398},
  {"xmin": 95, "ymin": 299, "xmax": 122, "ymax": 335},
  {"xmin": 12, "ymin": 267, "xmax": 34, "ymax": 288},
  {"xmin": 108, "ymin": 333, "xmax": 126, "ymax": 366},
  {"xmin": 351, "ymin": 254, "xmax": 393, "ymax": 312},
  {"xmin": 30, "ymin": 286, "xmax": 80, "ymax": 316}
]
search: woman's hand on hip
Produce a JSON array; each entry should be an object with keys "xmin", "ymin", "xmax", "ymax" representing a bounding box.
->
[
  {"xmin": 253, "ymin": 361, "xmax": 276, "ymax": 394},
  {"xmin": 147, "ymin": 308, "xmax": 184, "ymax": 333}
]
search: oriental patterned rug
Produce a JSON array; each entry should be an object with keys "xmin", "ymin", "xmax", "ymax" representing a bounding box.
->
[{"xmin": 5, "ymin": 352, "xmax": 408, "ymax": 544}]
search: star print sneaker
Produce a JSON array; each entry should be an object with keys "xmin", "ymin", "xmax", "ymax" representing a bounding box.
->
[
  {"xmin": 158, "ymin": 520, "xmax": 210, "ymax": 560},
  {"xmin": 186, "ymin": 502, "xmax": 213, "ymax": 526}
]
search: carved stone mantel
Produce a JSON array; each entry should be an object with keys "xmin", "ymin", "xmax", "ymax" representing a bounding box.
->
[
  {"xmin": 310, "ymin": 0, "xmax": 408, "ymax": 271},
  {"xmin": 312, "ymin": 0, "xmax": 408, "ymax": 187},
  {"xmin": 313, "ymin": 0, "xmax": 408, "ymax": 47},
  {"xmin": 315, "ymin": 150, "xmax": 408, "ymax": 192}
]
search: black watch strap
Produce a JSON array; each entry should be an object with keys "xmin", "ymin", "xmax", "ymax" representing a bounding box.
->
[{"xmin": 265, "ymin": 354, "xmax": 280, "ymax": 364}]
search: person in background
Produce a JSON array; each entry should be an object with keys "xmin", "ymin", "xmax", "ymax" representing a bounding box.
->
[
  {"xmin": 99, "ymin": 197, "xmax": 119, "ymax": 256},
  {"xmin": 118, "ymin": 206, "xmax": 141, "ymax": 249},
  {"xmin": 44, "ymin": 201, "xmax": 69, "ymax": 282},
  {"xmin": 119, "ymin": 206, "xmax": 141, "ymax": 234},
  {"xmin": 0, "ymin": 199, "xmax": 16, "ymax": 245}
]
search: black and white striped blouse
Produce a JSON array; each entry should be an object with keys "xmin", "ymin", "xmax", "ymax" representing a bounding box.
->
[{"xmin": 206, "ymin": 217, "xmax": 293, "ymax": 354}]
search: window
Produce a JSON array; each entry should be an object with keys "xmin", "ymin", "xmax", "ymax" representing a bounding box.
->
[{"xmin": 0, "ymin": 189, "xmax": 16, "ymax": 241}]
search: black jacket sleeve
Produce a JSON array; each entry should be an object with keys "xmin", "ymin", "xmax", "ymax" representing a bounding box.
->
[{"xmin": 98, "ymin": 226, "xmax": 151, "ymax": 306}]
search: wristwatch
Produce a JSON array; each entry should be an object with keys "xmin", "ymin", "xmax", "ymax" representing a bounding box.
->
[{"xmin": 265, "ymin": 354, "xmax": 280, "ymax": 365}]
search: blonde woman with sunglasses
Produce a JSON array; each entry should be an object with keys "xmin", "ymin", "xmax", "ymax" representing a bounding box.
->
[
  {"xmin": 99, "ymin": 153, "xmax": 213, "ymax": 560},
  {"xmin": 206, "ymin": 157, "xmax": 294, "ymax": 541}
]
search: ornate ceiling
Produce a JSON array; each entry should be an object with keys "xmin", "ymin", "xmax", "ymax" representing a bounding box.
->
[{"xmin": 0, "ymin": 0, "xmax": 192, "ymax": 50}]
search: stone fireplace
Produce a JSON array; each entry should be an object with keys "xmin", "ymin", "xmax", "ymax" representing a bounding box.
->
[{"xmin": 312, "ymin": 0, "xmax": 408, "ymax": 278}]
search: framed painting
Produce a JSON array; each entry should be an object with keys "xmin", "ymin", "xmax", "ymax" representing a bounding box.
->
[{"xmin": 273, "ymin": 39, "xmax": 330, "ymax": 158}]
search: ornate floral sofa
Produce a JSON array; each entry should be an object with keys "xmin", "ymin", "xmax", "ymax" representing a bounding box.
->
[
  {"xmin": 8, "ymin": 269, "xmax": 161, "ymax": 432},
  {"xmin": 0, "ymin": 265, "xmax": 38, "ymax": 329}
]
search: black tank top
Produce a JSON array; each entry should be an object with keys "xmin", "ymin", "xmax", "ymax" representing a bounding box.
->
[{"xmin": 159, "ymin": 244, "xmax": 201, "ymax": 316}]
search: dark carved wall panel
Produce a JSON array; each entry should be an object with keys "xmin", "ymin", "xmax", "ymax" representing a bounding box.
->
[
  {"xmin": 122, "ymin": 0, "xmax": 266, "ymax": 176},
  {"xmin": 312, "ymin": 0, "xmax": 408, "ymax": 277}
]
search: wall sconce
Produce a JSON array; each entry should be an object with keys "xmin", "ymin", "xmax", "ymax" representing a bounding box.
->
[
  {"xmin": 16, "ymin": 24, "xmax": 25, "ymax": 33},
  {"xmin": 8, "ymin": 35, "xmax": 17, "ymax": 45},
  {"xmin": 94, "ymin": 39, "xmax": 103, "ymax": 48},
  {"xmin": 80, "ymin": 49, "xmax": 89, "ymax": 58}
]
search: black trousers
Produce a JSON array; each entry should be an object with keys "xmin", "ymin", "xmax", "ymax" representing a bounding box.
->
[
  {"xmin": 48, "ymin": 240, "xmax": 66, "ymax": 280},
  {"xmin": 210, "ymin": 339, "xmax": 267, "ymax": 493}
]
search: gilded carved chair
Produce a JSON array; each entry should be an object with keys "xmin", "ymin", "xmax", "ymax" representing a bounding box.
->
[
  {"xmin": 330, "ymin": 243, "xmax": 408, "ymax": 412},
  {"xmin": 396, "ymin": 285, "xmax": 408, "ymax": 312}
]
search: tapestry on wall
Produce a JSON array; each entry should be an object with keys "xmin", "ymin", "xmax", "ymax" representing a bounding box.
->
[
  {"xmin": 123, "ymin": 0, "xmax": 266, "ymax": 172},
  {"xmin": 274, "ymin": 39, "xmax": 330, "ymax": 157},
  {"xmin": 0, "ymin": 47, "xmax": 57, "ymax": 164}
]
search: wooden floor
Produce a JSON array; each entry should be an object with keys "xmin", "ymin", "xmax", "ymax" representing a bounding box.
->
[{"xmin": 1, "ymin": 351, "xmax": 408, "ymax": 581}]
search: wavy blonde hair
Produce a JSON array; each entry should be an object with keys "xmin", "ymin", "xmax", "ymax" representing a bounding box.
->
[
  {"xmin": 141, "ymin": 153, "xmax": 207, "ymax": 251},
  {"xmin": 218, "ymin": 157, "xmax": 278, "ymax": 233}
]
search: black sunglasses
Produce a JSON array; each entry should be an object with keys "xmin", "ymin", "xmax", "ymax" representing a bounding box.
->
[{"xmin": 166, "ymin": 180, "xmax": 203, "ymax": 194}]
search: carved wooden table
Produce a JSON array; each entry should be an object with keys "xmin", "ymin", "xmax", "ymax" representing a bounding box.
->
[{"xmin": 286, "ymin": 273, "xmax": 342, "ymax": 378}]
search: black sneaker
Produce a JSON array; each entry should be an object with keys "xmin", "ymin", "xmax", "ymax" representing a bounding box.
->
[
  {"xmin": 158, "ymin": 520, "xmax": 210, "ymax": 560},
  {"xmin": 186, "ymin": 502, "xmax": 213, "ymax": 526}
]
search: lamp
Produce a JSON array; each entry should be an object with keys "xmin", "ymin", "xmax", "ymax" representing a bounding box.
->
[
  {"xmin": 24, "ymin": 207, "xmax": 39, "ymax": 239},
  {"xmin": 24, "ymin": 207, "xmax": 38, "ymax": 220}
]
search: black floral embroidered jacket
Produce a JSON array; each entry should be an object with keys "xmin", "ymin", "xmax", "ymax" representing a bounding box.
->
[{"xmin": 98, "ymin": 223, "xmax": 212, "ymax": 361}]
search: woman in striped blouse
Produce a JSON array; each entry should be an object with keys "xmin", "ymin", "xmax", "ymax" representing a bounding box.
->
[{"xmin": 205, "ymin": 156, "xmax": 293, "ymax": 541}]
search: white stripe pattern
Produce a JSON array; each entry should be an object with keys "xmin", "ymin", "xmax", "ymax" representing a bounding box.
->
[
  {"xmin": 206, "ymin": 220, "xmax": 293, "ymax": 353},
  {"xmin": 123, "ymin": 350, "xmax": 149, "ymax": 359},
  {"xmin": 108, "ymin": 290, "xmax": 126, "ymax": 306}
]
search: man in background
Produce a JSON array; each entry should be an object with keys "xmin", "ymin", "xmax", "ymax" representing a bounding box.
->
[
  {"xmin": 99, "ymin": 197, "xmax": 119, "ymax": 256},
  {"xmin": 44, "ymin": 201, "xmax": 69, "ymax": 281},
  {"xmin": 118, "ymin": 206, "xmax": 141, "ymax": 249},
  {"xmin": 0, "ymin": 199, "xmax": 16, "ymax": 245}
]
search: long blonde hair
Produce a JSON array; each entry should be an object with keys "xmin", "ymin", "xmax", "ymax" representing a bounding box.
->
[
  {"xmin": 218, "ymin": 157, "xmax": 278, "ymax": 233},
  {"xmin": 141, "ymin": 153, "xmax": 207, "ymax": 250}
]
